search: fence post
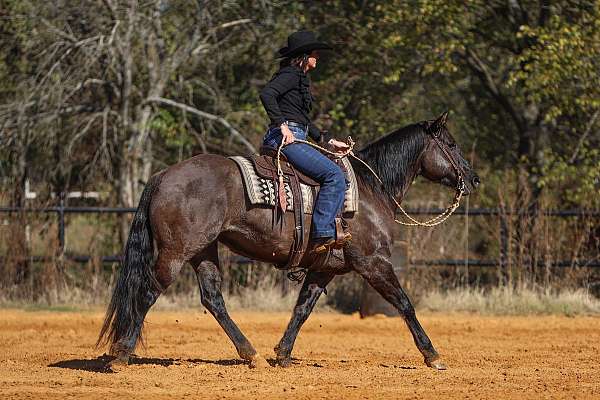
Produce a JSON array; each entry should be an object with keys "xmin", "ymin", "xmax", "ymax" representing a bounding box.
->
[
  {"xmin": 499, "ymin": 215, "xmax": 509, "ymax": 285},
  {"xmin": 281, "ymin": 271, "xmax": 289, "ymax": 296},
  {"xmin": 58, "ymin": 192, "xmax": 66, "ymax": 257}
]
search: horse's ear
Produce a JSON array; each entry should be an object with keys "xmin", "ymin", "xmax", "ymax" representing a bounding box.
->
[
  {"xmin": 434, "ymin": 111, "xmax": 449, "ymax": 128},
  {"xmin": 427, "ymin": 111, "xmax": 449, "ymax": 136}
]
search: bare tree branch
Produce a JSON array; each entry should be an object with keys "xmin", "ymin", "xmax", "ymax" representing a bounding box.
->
[
  {"xmin": 570, "ymin": 109, "xmax": 599, "ymax": 163},
  {"xmin": 215, "ymin": 18, "xmax": 252, "ymax": 30},
  {"xmin": 463, "ymin": 47, "xmax": 527, "ymax": 133},
  {"xmin": 146, "ymin": 96, "xmax": 256, "ymax": 154}
]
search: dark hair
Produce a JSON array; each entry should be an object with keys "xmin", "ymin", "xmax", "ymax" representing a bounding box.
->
[
  {"xmin": 279, "ymin": 53, "xmax": 309, "ymax": 69},
  {"xmin": 352, "ymin": 123, "xmax": 428, "ymax": 197}
]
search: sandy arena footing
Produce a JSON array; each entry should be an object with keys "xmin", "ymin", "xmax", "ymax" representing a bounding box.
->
[{"xmin": 0, "ymin": 309, "xmax": 599, "ymax": 399}]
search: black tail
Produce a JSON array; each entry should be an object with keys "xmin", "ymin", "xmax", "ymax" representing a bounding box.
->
[{"xmin": 97, "ymin": 174, "xmax": 163, "ymax": 351}]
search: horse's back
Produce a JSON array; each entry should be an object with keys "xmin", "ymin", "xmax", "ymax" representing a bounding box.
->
[
  {"xmin": 157, "ymin": 153, "xmax": 239, "ymax": 186},
  {"xmin": 148, "ymin": 154, "xmax": 245, "ymax": 254}
]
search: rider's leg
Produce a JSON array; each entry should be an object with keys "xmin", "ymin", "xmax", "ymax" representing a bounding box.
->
[
  {"xmin": 282, "ymin": 142, "xmax": 346, "ymax": 240},
  {"xmin": 264, "ymin": 125, "xmax": 347, "ymax": 248}
]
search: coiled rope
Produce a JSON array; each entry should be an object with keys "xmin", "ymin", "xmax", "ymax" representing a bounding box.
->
[{"xmin": 276, "ymin": 136, "xmax": 464, "ymax": 227}]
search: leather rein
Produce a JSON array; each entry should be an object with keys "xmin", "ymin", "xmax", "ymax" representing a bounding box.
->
[{"xmin": 276, "ymin": 131, "xmax": 465, "ymax": 228}]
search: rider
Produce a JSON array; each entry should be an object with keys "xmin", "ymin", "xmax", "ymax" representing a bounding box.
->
[{"xmin": 260, "ymin": 30, "xmax": 350, "ymax": 254}]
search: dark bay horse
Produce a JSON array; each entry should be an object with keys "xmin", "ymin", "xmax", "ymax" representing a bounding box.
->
[{"xmin": 98, "ymin": 112, "xmax": 479, "ymax": 370}]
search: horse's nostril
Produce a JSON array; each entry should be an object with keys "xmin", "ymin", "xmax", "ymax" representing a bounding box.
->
[{"xmin": 472, "ymin": 176, "xmax": 480, "ymax": 187}]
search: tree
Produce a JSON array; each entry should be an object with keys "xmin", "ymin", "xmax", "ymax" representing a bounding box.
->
[
  {"xmin": 1, "ymin": 0, "xmax": 260, "ymax": 238},
  {"xmin": 379, "ymin": 1, "xmax": 599, "ymax": 188}
]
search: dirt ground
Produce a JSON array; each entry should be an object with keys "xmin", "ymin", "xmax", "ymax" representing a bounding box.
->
[{"xmin": 0, "ymin": 309, "xmax": 599, "ymax": 399}]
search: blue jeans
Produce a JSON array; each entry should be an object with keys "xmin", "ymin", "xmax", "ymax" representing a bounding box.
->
[{"xmin": 263, "ymin": 125, "xmax": 346, "ymax": 238}]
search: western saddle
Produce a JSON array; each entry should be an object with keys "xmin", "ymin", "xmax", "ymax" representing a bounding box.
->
[{"xmin": 251, "ymin": 145, "xmax": 349, "ymax": 269}]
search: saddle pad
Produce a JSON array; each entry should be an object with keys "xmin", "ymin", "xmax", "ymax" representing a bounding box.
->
[{"xmin": 229, "ymin": 156, "xmax": 359, "ymax": 214}]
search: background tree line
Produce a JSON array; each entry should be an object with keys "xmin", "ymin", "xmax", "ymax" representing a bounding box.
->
[{"xmin": 0, "ymin": 0, "xmax": 598, "ymax": 297}]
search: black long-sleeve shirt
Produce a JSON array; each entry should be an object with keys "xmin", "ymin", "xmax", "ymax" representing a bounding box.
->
[{"xmin": 259, "ymin": 66, "xmax": 321, "ymax": 141}]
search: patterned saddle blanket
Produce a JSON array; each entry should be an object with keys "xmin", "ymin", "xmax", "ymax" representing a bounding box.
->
[{"xmin": 229, "ymin": 155, "xmax": 359, "ymax": 214}]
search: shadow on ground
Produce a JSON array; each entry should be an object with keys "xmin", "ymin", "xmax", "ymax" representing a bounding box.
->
[{"xmin": 48, "ymin": 355, "xmax": 250, "ymax": 373}]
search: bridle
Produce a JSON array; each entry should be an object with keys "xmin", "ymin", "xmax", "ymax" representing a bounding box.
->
[
  {"xmin": 430, "ymin": 127, "xmax": 466, "ymax": 193},
  {"xmin": 391, "ymin": 128, "xmax": 465, "ymax": 227}
]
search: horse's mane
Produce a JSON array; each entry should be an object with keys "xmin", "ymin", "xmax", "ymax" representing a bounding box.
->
[{"xmin": 351, "ymin": 122, "xmax": 427, "ymax": 198}]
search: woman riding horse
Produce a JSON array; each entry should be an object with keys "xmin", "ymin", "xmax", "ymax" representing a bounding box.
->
[
  {"xmin": 260, "ymin": 30, "xmax": 351, "ymax": 254},
  {"xmin": 97, "ymin": 30, "xmax": 481, "ymax": 371}
]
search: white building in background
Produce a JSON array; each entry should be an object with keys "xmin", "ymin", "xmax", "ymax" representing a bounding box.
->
[{"xmin": 25, "ymin": 179, "xmax": 103, "ymax": 200}]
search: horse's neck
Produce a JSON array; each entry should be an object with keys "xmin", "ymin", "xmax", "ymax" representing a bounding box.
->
[
  {"xmin": 382, "ymin": 144, "xmax": 425, "ymax": 203},
  {"xmin": 356, "ymin": 142, "xmax": 425, "ymax": 210},
  {"xmin": 395, "ymin": 159, "xmax": 422, "ymax": 204}
]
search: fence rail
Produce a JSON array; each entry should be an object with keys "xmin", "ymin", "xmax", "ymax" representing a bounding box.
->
[
  {"xmin": 1, "ymin": 202, "xmax": 599, "ymax": 268},
  {"xmin": 3, "ymin": 206, "xmax": 599, "ymax": 216}
]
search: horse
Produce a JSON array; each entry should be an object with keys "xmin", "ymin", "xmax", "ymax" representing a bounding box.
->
[{"xmin": 97, "ymin": 111, "xmax": 480, "ymax": 370}]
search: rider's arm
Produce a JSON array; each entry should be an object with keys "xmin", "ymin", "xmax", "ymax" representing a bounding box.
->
[{"xmin": 259, "ymin": 69, "xmax": 298, "ymax": 128}]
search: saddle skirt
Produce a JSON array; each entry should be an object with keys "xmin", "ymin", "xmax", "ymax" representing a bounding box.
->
[{"xmin": 229, "ymin": 155, "xmax": 359, "ymax": 214}]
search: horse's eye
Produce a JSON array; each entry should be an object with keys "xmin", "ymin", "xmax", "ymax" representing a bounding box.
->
[{"xmin": 449, "ymin": 142, "xmax": 457, "ymax": 149}]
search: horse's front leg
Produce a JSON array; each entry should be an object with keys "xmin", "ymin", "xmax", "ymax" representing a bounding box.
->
[
  {"xmin": 355, "ymin": 255, "xmax": 446, "ymax": 370},
  {"xmin": 274, "ymin": 271, "xmax": 335, "ymax": 367}
]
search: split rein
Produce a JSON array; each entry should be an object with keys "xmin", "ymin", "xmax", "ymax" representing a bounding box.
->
[{"xmin": 276, "ymin": 135, "xmax": 465, "ymax": 227}]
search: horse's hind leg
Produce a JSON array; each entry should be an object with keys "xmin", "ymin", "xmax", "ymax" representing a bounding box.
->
[
  {"xmin": 192, "ymin": 242, "xmax": 268, "ymax": 368},
  {"xmin": 356, "ymin": 257, "xmax": 446, "ymax": 370},
  {"xmin": 108, "ymin": 252, "xmax": 184, "ymax": 368},
  {"xmin": 274, "ymin": 271, "xmax": 335, "ymax": 367}
]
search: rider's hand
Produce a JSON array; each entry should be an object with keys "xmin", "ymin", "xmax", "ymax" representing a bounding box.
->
[
  {"xmin": 281, "ymin": 123, "xmax": 295, "ymax": 145},
  {"xmin": 328, "ymin": 138, "xmax": 350, "ymax": 154}
]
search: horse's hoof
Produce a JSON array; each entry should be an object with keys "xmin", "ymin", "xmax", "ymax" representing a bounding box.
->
[
  {"xmin": 275, "ymin": 357, "xmax": 292, "ymax": 368},
  {"xmin": 107, "ymin": 356, "xmax": 129, "ymax": 372},
  {"xmin": 425, "ymin": 357, "xmax": 447, "ymax": 370},
  {"xmin": 249, "ymin": 354, "xmax": 269, "ymax": 369}
]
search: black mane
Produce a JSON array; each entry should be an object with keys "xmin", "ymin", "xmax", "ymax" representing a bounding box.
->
[{"xmin": 351, "ymin": 122, "xmax": 428, "ymax": 197}]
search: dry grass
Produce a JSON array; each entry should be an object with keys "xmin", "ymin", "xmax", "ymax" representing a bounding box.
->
[
  {"xmin": 3, "ymin": 276, "xmax": 599, "ymax": 317},
  {"xmin": 418, "ymin": 287, "xmax": 600, "ymax": 316},
  {"xmin": 153, "ymin": 281, "xmax": 304, "ymax": 312}
]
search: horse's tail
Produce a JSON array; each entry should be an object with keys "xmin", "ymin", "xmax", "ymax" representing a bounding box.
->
[{"xmin": 96, "ymin": 174, "xmax": 163, "ymax": 351}]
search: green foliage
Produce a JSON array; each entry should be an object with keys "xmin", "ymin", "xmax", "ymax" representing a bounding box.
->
[
  {"xmin": 538, "ymin": 146, "xmax": 600, "ymax": 207},
  {"xmin": 511, "ymin": 13, "xmax": 600, "ymax": 120},
  {"xmin": 0, "ymin": 0, "xmax": 598, "ymax": 210}
]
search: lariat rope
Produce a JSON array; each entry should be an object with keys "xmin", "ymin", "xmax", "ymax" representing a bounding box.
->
[{"xmin": 276, "ymin": 136, "xmax": 465, "ymax": 227}]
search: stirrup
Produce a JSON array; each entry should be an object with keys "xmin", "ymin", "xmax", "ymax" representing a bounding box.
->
[
  {"xmin": 310, "ymin": 238, "xmax": 336, "ymax": 255},
  {"xmin": 332, "ymin": 232, "xmax": 352, "ymax": 249}
]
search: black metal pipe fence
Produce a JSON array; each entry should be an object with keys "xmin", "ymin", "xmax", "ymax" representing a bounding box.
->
[{"xmin": 1, "ymin": 200, "xmax": 599, "ymax": 268}]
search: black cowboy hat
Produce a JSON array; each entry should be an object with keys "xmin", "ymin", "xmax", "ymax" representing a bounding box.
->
[{"xmin": 277, "ymin": 30, "xmax": 332, "ymax": 58}]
